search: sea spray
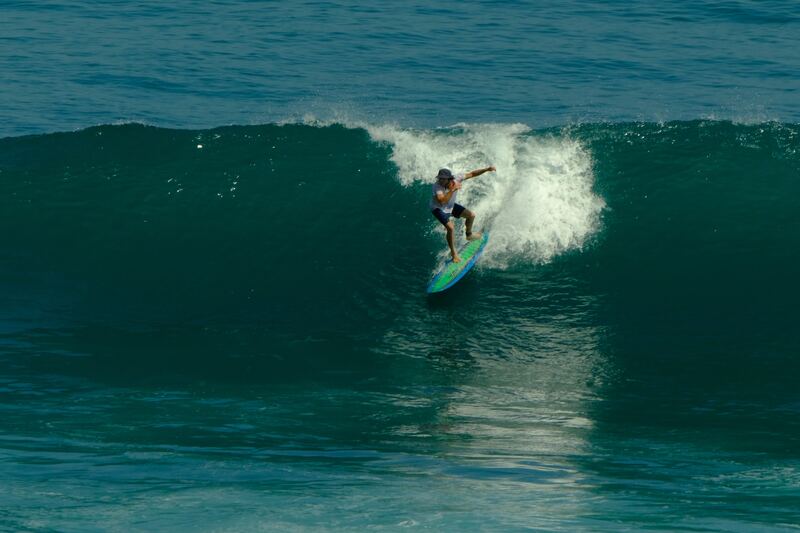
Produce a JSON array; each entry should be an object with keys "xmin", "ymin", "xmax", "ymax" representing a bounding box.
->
[{"xmin": 364, "ymin": 122, "xmax": 606, "ymax": 267}]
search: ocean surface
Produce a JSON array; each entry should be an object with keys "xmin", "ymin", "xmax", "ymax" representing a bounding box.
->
[{"xmin": 2, "ymin": 1, "xmax": 800, "ymax": 532}]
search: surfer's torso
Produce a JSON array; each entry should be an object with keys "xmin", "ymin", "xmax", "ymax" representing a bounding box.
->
[{"xmin": 429, "ymin": 174, "xmax": 464, "ymax": 212}]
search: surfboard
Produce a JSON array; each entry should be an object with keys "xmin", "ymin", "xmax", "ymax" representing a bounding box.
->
[{"xmin": 426, "ymin": 233, "xmax": 489, "ymax": 293}]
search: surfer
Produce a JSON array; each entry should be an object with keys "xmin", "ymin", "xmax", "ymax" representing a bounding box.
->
[{"xmin": 430, "ymin": 166, "xmax": 496, "ymax": 262}]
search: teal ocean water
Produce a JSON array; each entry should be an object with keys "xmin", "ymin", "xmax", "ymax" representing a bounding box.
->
[{"xmin": 2, "ymin": 2, "xmax": 800, "ymax": 532}]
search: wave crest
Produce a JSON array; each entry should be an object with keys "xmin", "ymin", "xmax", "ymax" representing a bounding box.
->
[{"xmin": 364, "ymin": 122, "xmax": 606, "ymax": 267}]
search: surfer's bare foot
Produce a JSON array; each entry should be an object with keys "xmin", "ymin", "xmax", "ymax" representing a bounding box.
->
[
  {"xmin": 452, "ymin": 254, "xmax": 462, "ymax": 263},
  {"xmin": 466, "ymin": 231, "xmax": 483, "ymax": 241}
]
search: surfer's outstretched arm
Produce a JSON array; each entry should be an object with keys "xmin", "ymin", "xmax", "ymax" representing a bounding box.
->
[{"xmin": 464, "ymin": 166, "xmax": 496, "ymax": 180}]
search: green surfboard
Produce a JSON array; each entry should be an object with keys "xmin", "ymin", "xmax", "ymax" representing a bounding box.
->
[{"xmin": 427, "ymin": 233, "xmax": 489, "ymax": 293}]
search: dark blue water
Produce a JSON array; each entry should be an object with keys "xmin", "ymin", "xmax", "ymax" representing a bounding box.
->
[
  {"xmin": 2, "ymin": 1, "xmax": 799, "ymax": 137},
  {"xmin": 2, "ymin": 2, "xmax": 800, "ymax": 531}
]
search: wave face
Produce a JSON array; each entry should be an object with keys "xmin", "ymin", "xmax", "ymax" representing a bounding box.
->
[
  {"xmin": 0, "ymin": 122, "xmax": 602, "ymax": 327},
  {"xmin": 3, "ymin": 120, "xmax": 800, "ymax": 531},
  {"xmin": 577, "ymin": 120, "xmax": 800, "ymax": 337},
  {"xmin": 1, "ymin": 120, "xmax": 798, "ymax": 356}
]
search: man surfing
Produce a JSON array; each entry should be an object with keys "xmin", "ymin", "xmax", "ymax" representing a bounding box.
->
[{"xmin": 430, "ymin": 166, "xmax": 496, "ymax": 262}]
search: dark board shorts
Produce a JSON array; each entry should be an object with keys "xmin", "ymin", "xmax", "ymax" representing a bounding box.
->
[{"xmin": 431, "ymin": 204, "xmax": 466, "ymax": 226}]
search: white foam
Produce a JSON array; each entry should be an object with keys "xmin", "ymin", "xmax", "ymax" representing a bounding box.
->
[{"xmin": 363, "ymin": 122, "xmax": 606, "ymax": 268}]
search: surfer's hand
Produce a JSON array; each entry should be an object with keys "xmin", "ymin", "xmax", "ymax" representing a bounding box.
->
[{"xmin": 487, "ymin": 165, "xmax": 496, "ymax": 172}]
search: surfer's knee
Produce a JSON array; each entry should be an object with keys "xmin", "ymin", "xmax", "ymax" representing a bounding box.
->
[
  {"xmin": 445, "ymin": 221, "xmax": 455, "ymax": 232},
  {"xmin": 464, "ymin": 209, "xmax": 475, "ymax": 220}
]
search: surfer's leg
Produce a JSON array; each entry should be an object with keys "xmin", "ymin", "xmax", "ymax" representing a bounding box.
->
[
  {"xmin": 433, "ymin": 208, "xmax": 461, "ymax": 262},
  {"xmin": 453, "ymin": 204, "xmax": 471, "ymax": 235},
  {"xmin": 445, "ymin": 221, "xmax": 461, "ymax": 263},
  {"xmin": 463, "ymin": 209, "xmax": 475, "ymax": 234},
  {"xmin": 461, "ymin": 208, "xmax": 482, "ymax": 240}
]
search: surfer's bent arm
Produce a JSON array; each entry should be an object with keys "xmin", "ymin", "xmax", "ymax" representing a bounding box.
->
[
  {"xmin": 464, "ymin": 166, "xmax": 496, "ymax": 180},
  {"xmin": 436, "ymin": 189, "xmax": 457, "ymax": 205}
]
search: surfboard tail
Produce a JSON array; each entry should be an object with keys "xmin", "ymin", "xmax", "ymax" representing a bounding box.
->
[{"xmin": 426, "ymin": 233, "xmax": 489, "ymax": 293}]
